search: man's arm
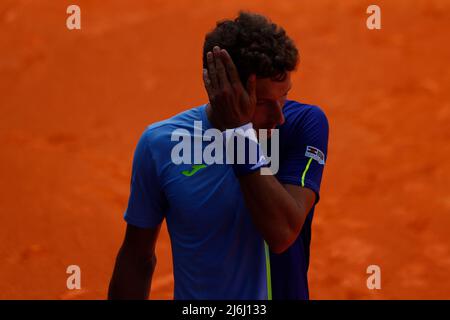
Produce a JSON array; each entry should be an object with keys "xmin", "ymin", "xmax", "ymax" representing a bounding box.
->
[
  {"xmin": 203, "ymin": 47, "xmax": 325, "ymax": 254},
  {"xmin": 239, "ymin": 173, "xmax": 316, "ymax": 253},
  {"xmin": 108, "ymin": 223, "xmax": 161, "ymax": 300}
]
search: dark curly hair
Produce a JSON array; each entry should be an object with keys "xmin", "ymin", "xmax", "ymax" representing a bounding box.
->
[{"xmin": 203, "ymin": 11, "xmax": 299, "ymax": 85}]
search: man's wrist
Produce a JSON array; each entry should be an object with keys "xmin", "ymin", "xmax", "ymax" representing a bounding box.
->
[{"xmin": 223, "ymin": 123, "xmax": 270, "ymax": 177}]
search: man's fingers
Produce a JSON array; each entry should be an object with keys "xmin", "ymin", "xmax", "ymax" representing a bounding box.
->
[
  {"xmin": 203, "ymin": 68, "xmax": 213, "ymax": 99},
  {"xmin": 207, "ymin": 51, "xmax": 219, "ymax": 90},
  {"xmin": 246, "ymin": 74, "xmax": 257, "ymax": 100},
  {"xmin": 213, "ymin": 46, "xmax": 230, "ymax": 89},
  {"xmin": 220, "ymin": 49, "xmax": 242, "ymax": 88}
]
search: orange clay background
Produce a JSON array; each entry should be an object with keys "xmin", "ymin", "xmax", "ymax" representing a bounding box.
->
[{"xmin": 0, "ymin": 0, "xmax": 449, "ymax": 300}]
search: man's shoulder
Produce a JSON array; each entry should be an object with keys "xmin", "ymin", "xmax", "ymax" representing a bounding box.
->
[
  {"xmin": 283, "ymin": 100, "xmax": 328, "ymax": 123},
  {"xmin": 281, "ymin": 100, "xmax": 328, "ymax": 130},
  {"xmin": 141, "ymin": 104, "xmax": 206, "ymax": 145}
]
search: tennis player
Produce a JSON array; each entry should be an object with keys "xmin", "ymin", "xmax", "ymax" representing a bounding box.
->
[{"xmin": 108, "ymin": 11, "xmax": 328, "ymax": 300}]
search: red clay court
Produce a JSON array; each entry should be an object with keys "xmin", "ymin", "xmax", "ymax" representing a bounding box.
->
[{"xmin": 0, "ymin": 0, "xmax": 449, "ymax": 299}]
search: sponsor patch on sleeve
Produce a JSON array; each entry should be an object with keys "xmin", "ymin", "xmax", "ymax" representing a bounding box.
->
[{"xmin": 305, "ymin": 145, "xmax": 325, "ymax": 165}]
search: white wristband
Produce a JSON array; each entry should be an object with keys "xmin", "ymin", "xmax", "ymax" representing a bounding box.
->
[
  {"xmin": 222, "ymin": 122, "xmax": 258, "ymax": 145},
  {"xmin": 222, "ymin": 123, "xmax": 270, "ymax": 175}
]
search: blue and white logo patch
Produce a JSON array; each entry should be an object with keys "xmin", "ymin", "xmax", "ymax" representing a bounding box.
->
[{"xmin": 305, "ymin": 145, "xmax": 325, "ymax": 165}]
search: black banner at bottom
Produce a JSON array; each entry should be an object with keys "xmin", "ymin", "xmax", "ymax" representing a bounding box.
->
[{"xmin": 1, "ymin": 300, "xmax": 448, "ymax": 319}]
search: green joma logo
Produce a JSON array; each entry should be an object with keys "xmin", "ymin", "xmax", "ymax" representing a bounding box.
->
[{"xmin": 182, "ymin": 164, "xmax": 207, "ymax": 177}]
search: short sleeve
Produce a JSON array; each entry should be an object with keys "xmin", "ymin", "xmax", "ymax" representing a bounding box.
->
[
  {"xmin": 124, "ymin": 130, "xmax": 168, "ymax": 228},
  {"xmin": 276, "ymin": 106, "xmax": 329, "ymax": 204}
]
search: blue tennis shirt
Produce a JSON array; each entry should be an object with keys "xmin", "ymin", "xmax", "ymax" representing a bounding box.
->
[
  {"xmin": 271, "ymin": 100, "xmax": 329, "ymax": 300},
  {"xmin": 124, "ymin": 103, "xmax": 268, "ymax": 300},
  {"xmin": 124, "ymin": 100, "xmax": 329, "ymax": 300}
]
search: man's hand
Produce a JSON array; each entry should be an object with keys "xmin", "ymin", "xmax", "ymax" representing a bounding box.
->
[{"xmin": 203, "ymin": 46, "xmax": 257, "ymax": 131}]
